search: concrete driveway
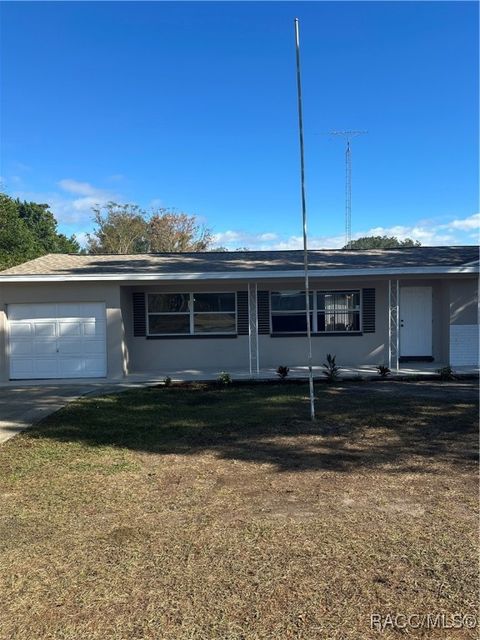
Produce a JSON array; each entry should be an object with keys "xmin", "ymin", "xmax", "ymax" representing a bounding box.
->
[{"xmin": 0, "ymin": 385, "xmax": 96, "ymax": 444}]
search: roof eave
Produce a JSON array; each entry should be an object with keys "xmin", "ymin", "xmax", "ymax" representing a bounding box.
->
[{"xmin": 0, "ymin": 265, "xmax": 478, "ymax": 282}]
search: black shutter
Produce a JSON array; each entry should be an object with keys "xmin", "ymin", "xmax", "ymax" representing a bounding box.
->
[
  {"xmin": 133, "ymin": 292, "xmax": 147, "ymax": 337},
  {"xmin": 237, "ymin": 291, "xmax": 248, "ymax": 335},
  {"xmin": 257, "ymin": 290, "xmax": 270, "ymax": 335},
  {"xmin": 362, "ymin": 288, "xmax": 375, "ymax": 333}
]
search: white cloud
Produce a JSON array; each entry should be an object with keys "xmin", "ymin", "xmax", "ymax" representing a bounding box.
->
[
  {"xmin": 58, "ymin": 179, "xmax": 101, "ymax": 197},
  {"xmin": 447, "ymin": 212, "xmax": 480, "ymax": 232},
  {"xmin": 9, "ymin": 179, "xmax": 121, "ymax": 228},
  {"xmin": 213, "ymin": 212, "xmax": 479, "ymax": 251},
  {"xmin": 71, "ymin": 196, "xmax": 108, "ymax": 212}
]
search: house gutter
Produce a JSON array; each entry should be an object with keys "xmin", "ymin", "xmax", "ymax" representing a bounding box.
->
[{"xmin": 0, "ymin": 265, "xmax": 478, "ymax": 283}]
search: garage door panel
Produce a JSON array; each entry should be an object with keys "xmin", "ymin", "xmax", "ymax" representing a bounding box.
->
[
  {"xmin": 34, "ymin": 322, "xmax": 56, "ymax": 337},
  {"xmin": 57, "ymin": 303, "xmax": 82, "ymax": 318},
  {"xmin": 58, "ymin": 322, "xmax": 82, "ymax": 337},
  {"xmin": 84, "ymin": 357, "xmax": 105, "ymax": 375},
  {"xmin": 8, "ymin": 303, "xmax": 107, "ymax": 380},
  {"xmin": 33, "ymin": 358, "xmax": 59, "ymax": 378},
  {"xmin": 80, "ymin": 303, "xmax": 105, "ymax": 319},
  {"xmin": 59, "ymin": 359, "xmax": 84, "ymax": 376},
  {"xmin": 83, "ymin": 340, "xmax": 105, "ymax": 355},
  {"xmin": 58, "ymin": 339, "xmax": 84, "ymax": 355},
  {"xmin": 10, "ymin": 359, "xmax": 35, "ymax": 378},
  {"xmin": 8, "ymin": 304, "xmax": 57, "ymax": 320},
  {"xmin": 9, "ymin": 323, "xmax": 33, "ymax": 338},
  {"xmin": 10, "ymin": 341, "xmax": 34, "ymax": 356},
  {"xmin": 34, "ymin": 341, "xmax": 58, "ymax": 356},
  {"xmin": 83, "ymin": 321, "xmax": 105, "ymax": 337}
]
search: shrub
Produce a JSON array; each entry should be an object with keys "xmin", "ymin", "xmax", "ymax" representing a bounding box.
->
[
  {"xmin": 436, "ymin": 365, "xmax": 455, "ymax": 381},
  {"xmin": 217, "ymin": 371, "xmax": 232, "ymax": 386},
  {"xmin": 376, "ymin": 365, "xmax": 391, "ymax": 378},
  {"xmin": 322, "ymin": 354, "xmax": 340, "ymax": 383},
  {"xmin": 163, "ymin": 376, "xmax": 172, "ymax": 387},
  {"xmin": 276, "ymin": 365, "xmax": 290, "ymax": 380}
]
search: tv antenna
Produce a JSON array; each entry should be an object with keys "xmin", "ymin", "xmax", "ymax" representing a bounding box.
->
[{"xmin": 330, "ymin": 130, "xmax": 367, "ymax": 249}]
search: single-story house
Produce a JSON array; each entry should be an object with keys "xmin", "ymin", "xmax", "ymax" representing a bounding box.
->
[{"xmin": 0, "ymin": 246, "xmax": 478, "ymax": 382}]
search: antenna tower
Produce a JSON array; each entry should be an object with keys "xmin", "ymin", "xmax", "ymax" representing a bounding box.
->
[{"xmin": 330, "ymin": 130, "xmax": 367, "ymax": 248}]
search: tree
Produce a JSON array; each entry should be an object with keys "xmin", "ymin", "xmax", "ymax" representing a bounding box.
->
[
  {"xmin": 148, "ymin": 209, "xmax": 212, "ymax": 252},
  {"xmin": 86, "ymin": 203, "xmax": 214, "ymax": 253},
  {"xmin": 16, "ymin": 199, "xmax": 80, "ymax": 254},
  {"xmin": 344, "ymin": 235, "xmax": 421, "ymax": 250},
  {"xmin": 87, "ymin": 203, "xmax": 149, "ymax": 254},
  {"xmin": 0, "ymin": 194, "xmax": 79, "ymax": 270},
  {"xmin": 0, "ymin": 194, "xmax": 37, "ymax": 270}
]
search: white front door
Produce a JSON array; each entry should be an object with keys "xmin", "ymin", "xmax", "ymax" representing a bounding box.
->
[
  {"xmin": 400, "ymin": 287, "xmax": 432, "ymax": 357},
  {"xmin": 8, "ymin": 302, "xmax": 107, "ymax": 379}
]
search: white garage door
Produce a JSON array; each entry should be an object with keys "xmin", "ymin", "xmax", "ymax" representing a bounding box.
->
[{"xmin": 8, "ymin": 302, "xmax": 107, "ymax": 380}]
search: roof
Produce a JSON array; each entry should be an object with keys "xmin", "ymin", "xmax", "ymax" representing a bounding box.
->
[{"xmin": 0, "ymin": 246, "xmax": 478, "ymax": 281}]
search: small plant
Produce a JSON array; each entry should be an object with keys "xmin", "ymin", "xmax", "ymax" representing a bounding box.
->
[
  {"xmin": 163, "ymin": 375, "xmax": 172, "ymax": 387},
  {"xmin": 276, "ymin": 365, "xmax": 290, "ymax": 380},
  {"xmin": 376, "ymin": 365, "xmax": 391, "ymax": 378},
  {"xmin": 322, "ymin": 354, "xmax": 340, "ymax": 383},
  {"xmin": 217, "ymin": 371, "xmax": 232, "ymax": 386},
  {"xmin": 436, "ymin": 365, "xmax": 455, "ymax": 381}
]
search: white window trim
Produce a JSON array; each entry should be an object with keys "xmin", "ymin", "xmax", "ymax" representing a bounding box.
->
[
  {"xmin": 146, "ymin": 292, "xmax": 238, "ymax": 336},
  {"xmin": 270, "ymin": 289, "xmax": 362, "ymax": 334}
]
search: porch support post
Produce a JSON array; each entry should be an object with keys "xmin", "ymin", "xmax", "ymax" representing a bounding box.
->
[
  {"xmin": 388, "ymin": 279, "xmax": 400, "ymax": 372},
  {"xmin": 248, "ymin": 283, "xmax": 259, "ymax": 376}
]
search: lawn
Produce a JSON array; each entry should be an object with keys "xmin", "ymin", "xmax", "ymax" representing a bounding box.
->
[{"xmin": 0, "ymin": 380, "xmax": 478, "ymax": 640}]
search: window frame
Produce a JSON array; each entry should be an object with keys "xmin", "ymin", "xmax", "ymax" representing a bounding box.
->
[
  {"xmin": 270, "ymin": 289, "xmax": 362, "ymax": 335},
  {"xmin": 146, "ymin": 292, "xmax": 238, "ymax": 337}
]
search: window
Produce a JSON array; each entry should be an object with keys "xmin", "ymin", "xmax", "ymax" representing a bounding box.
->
[
  {"xmin": 271, "ymin": 290, "xmax": 361, "ymax": 334},
  {"xmin": 147, "ymin": 292, "xmax": 236, "ymax": 335},
  {"xmin": 317, "ymin": 291, "xmax": 360, "ymax": 332},
  {"xmin": 193, "ymin": 293, "xmax": 236, "ymax": 334},
  {"xmin": 271, "ymin": 291, "xmax": 313, "ymax": 333},
  {"xmin": 148, "ymin": 294, "xmax": 190, "ymax": 334}
]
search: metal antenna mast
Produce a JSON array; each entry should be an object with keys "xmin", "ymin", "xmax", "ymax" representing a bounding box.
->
[
  {"xmin": 330, "ymin": 130, "xmax": 367, "ymax": 248},
  {"xmin": 294, "ymin": 18, "xmax": 315, "ymax": 421}
]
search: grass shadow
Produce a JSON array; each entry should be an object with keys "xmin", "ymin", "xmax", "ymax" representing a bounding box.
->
[{"xmin": 19, "ymin": 380, "xmax": 479, "ymax": 474}]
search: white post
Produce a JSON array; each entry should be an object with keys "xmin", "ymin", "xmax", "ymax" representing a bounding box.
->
[
  {"xmin": 395, "ymin": 280, "xmax": 400, "ymax": 372},
  {"xmin": 248, "ymin": 283, "xmax": 259, "ymax": 376},
  {"xmin": 388, "ymin": 280, "xmax": 392, "ymax": 369},
  {"xmin": 248, "ymin": 283, "xmax": 253, "ymax": 377},
  {"xmin": 388, "ymin": 279, "xmax": 400, "ymax": 372}
]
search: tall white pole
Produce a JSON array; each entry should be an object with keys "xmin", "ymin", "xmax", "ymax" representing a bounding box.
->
[{"xmin": 294, "ymin": 18, "xmax": 315, "ymax": 421}]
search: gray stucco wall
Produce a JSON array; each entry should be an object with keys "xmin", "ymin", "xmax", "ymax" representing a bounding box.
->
[
  {"xmin": 257, "ymin": 278, "xmax": 388, "ymax": 368},
  {"xmin": 122, "ymin": 278, "xmax": 390, "ymax": 372},
  {"xmin": 123, "ymin": 284, "xmax": 250, "ymax": 373},
  {"xmin": 0, "ymin": 274, "xmax": 477, "ymax": 381}
]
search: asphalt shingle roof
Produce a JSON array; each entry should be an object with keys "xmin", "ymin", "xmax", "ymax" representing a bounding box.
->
[{"xmin": 0, "ymin": 246, "xmax": 478, "ymax": 277}]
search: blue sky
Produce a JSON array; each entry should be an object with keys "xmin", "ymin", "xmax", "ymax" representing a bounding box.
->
[{"xmin": 1, "ymin": 1, "xmax": 478, "ymax": 249}]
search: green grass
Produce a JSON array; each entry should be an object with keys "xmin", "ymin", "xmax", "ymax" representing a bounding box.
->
[{"xmin": 0, "ymin": 380, "xmax": 478, "ymax": 639}]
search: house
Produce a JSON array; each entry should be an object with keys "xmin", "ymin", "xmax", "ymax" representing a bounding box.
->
[{"xmin": 0, "ymin": 246, "xmax": 478, "ymax": 382}]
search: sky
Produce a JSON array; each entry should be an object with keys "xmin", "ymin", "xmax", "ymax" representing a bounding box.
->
[{"xmin": 1, "ymin": 1, "xmax": 478, "ymax": 250}]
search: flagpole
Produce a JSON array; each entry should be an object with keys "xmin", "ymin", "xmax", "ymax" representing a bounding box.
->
[{"xmin": 294, "ymin": 17, "xmax": 315, "ymax": 421}]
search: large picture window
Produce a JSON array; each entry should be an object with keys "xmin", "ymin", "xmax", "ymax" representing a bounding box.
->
[
  {"xmin": 271, "ymin": 290, "xmax": 361, "ymax": 334},
  {"xmin": 147, "ymin": 292, "xmax": 236, "ymax": 336}
]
